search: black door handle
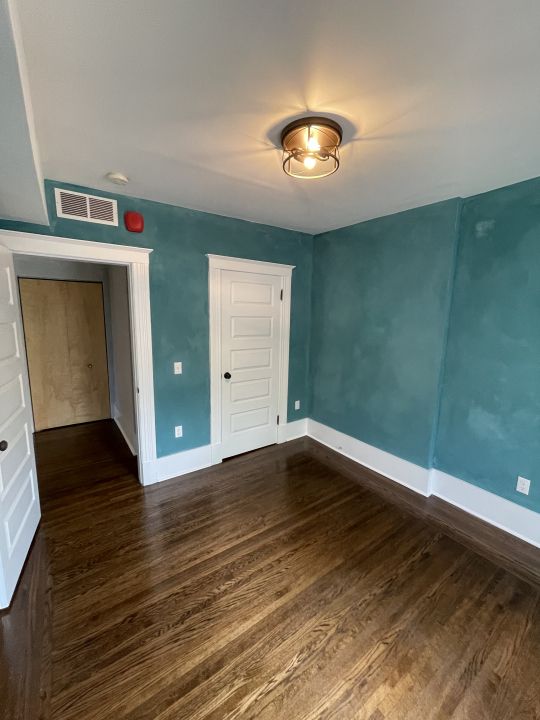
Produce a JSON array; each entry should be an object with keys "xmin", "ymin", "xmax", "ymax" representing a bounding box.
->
[
  {"xmin": 223, "ymin": 372, "xmax": 231, "ymax": 379},
  {"xmin": 0, "ymin": 440, "xmax": 8, "ymax": 452}
]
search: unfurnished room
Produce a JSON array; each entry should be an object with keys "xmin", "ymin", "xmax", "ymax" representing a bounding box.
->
[{"xmin": 1, "ymin": 1, "xmax": 540, "ymax": 718}]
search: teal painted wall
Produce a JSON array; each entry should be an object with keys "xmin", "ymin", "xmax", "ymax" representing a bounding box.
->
[
  {"xmin": 0, "ymin": 180, "xmax": 312, "ymax": 457},
  {"xmin": 310, "ymin": 200, "xmax": 461, "ymax": 468},
  {"xmin": 434, "ymin": 178, "xmax": 540, "ymax": 512},
  {"xmin": 2, "ymin": 175, "xmax": 540, "ymax": 515}
]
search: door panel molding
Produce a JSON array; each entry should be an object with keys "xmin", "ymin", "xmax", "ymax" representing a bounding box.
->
[
  {"xmin": 0, "ymin": 245, "xmax": 40, "ymax": 608},
  {"xmin": 208, "ymin": 254, "xmax": 294, "ymax": 464}
]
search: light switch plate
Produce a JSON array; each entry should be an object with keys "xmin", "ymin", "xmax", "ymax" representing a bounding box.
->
[
  {"xmin": 174, "ymin": 361, "xmax": 182, "ymax": 375},
  {"xmin": 175, "ymin": 425, "xmax": 183, "ymax": 438},
  {"xmin": 517, "ymin": 476, "xmax": 530, "ymax": 495}
]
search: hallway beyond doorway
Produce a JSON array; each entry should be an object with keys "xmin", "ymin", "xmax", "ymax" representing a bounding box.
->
[{"xmin": 35, "ymin": 420, "xmax": 138, "ymax": 501}]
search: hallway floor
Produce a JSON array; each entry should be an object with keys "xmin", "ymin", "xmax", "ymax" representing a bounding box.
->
[{"xmin": 1, "ymin": 421, "xmax": 540, "ymax": 719}]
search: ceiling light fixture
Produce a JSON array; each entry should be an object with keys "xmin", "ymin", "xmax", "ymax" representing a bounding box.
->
[{"xmin": 281, "ymin": 116, "xmax": 342, "ymax": 179}]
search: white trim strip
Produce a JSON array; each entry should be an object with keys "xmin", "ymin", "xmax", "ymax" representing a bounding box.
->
[
  {"xmin": 0, "ymin": 230, "xmax": 151, "ymax": 265},
  {"xmin": 431, "ymin": 469, "xmax": 540, "ymax": 548},
  {"xmin": 151, "ymin": 445, "xmax": 212, "ymax": 485},
  {"xmin": 127, "ymin": 261, "xmax": 157, "ymax": 481},
  {"xmin": 277, "ymin": 418, "xmax": 308, "ymax": 443},
  {"xmin": 134, "ymin": 416, "xmax": 540, "ymax": 549},
  {"xmin": 207, "ymin": 254, "xmax": 294, "ymax": 275},
  {"xmin": 307, "ymin": 419, "xmax": 431, "ymax": 496},
  {"xmin": 305, "ymin": 419, "xmax": 539, "ymax": 548},
  {"xmin": 146, "ymin": 420, "xmax": 309, "ymax": 487},
  {"xmin": 208, "ymin": 264, "xmax": 221, "ymax": 456},
  {"xmin": 277, "ymin": 274, "xmax": 292, "ymax": 428}
]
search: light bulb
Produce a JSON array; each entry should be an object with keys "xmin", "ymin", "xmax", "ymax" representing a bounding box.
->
[
  {"xmin": 307, "ymin": 136, "xmax": 320, "ymax": 152},
  {"xmin": 303, "ymin": 156, "xmax": 317, "ymax": 170}
]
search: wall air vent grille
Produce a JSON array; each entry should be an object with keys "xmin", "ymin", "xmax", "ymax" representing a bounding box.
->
[{"xmin": 54, "ymin": 188, "xmax": 118, "ymax": 226}]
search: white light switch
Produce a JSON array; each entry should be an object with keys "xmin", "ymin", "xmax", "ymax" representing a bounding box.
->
[
  {"xmin": 174, "ymin": 361, "xmax": 182, "ymax": 375},
  {"xmin": 517, "ymin": 476, "xmax": 530, "ymax": 495},
  {"xmin": 175, "ymin": 425, "xmax": 183, "ymax": 438},
  {"xmin": 294, "ymin": 400, "xmax": 301, "ymax": 411}
]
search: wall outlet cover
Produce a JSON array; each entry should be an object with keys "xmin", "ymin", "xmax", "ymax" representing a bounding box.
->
[
  {"xmin": 175, "ymin": 425, "xmax": 183, "ymax": 438},
  {"xmin": 174, "ymin": 361, "xmax": 183, "ymax": 375},
  {"xmin": 516, "ymin": 476, "xmax": 530, "ymax": 495},
  {"xmin": 294, "ymin": 400, "xmax": 301, "ymax": 410}
]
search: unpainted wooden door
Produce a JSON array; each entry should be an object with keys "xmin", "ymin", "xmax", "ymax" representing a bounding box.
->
[{"xmin": 19, "ymin": 278, "xmax": 110, "ymax": 431}]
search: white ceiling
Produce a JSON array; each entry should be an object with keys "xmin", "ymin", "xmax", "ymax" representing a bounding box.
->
[{"xmin": 11, "ymin": 0, "xmax": 540, "ymax": 233}]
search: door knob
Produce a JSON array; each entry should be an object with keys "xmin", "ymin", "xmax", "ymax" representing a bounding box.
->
[
  {"xmin": 87, "ymin": 363, "xmax": 93, "ymax": 369},
  {"xmin": 0, "ymin": 440, "xmax": 8, "ymax": 452},
  {"xmin": 223, "ymin": 372, "xmax": 231, "ymax": 379}
]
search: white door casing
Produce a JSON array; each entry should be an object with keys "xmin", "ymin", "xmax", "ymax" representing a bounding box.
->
[
  {"xmin": 0, "ymin": 230, "xmax": 156, "ymax": 490},
  {"xmin": 0, "ymin": 245, "xmax": 41, "ymax": 608},
  {"xmin": 208, "ymin": 255, "xmax": 294, "ymax": 463}
]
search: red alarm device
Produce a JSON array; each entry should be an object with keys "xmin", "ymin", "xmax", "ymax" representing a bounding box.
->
[{"xmin": 124, "ymin": 210, "xmax": 144, "ymax": 233}]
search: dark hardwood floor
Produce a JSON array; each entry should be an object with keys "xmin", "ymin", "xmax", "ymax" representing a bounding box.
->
[{"xmin": 1, "ymin": 420, "xmax": 540, "ymax": 719}]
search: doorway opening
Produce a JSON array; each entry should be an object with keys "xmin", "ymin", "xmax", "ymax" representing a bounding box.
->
[
  {"xmin": 17, "ymin": 257, "xmax": 137, "ymax": 442},
  {"xmin": 15, "ymin": 256, "xmax": 138, "ymax": 494}
]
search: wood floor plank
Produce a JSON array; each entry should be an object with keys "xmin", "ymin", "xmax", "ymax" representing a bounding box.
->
[{"xmin": 1, "ymin": 420, "xmax": 540, "ymax": 719}]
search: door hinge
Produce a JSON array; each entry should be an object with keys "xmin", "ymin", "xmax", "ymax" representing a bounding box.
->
[
  {"xmin": 277, "ymin": 415, "xmax": 280, "ymax": 425},
  {"xmin": 280, "ymin": 289, "xmax": 283, "ymax": 301}
]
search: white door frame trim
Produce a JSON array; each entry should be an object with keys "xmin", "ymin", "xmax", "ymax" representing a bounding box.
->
[
  {"xmin": 207, "ymin": 254, "xmax": 294, "ymax": 464},
  {"xmin": 0, "ymin": 230, "xmax": 157, "ymax": 486}
]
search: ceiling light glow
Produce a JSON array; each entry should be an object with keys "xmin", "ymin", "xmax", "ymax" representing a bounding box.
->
[{"xmin": 281, "ymin": 116, "xmax": 342, "ymax": 179}]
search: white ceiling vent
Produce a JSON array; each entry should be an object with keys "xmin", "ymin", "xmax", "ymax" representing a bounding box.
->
[{"xmin": 54, "ymin": 188, "xmax": 118, "ymax": 226}]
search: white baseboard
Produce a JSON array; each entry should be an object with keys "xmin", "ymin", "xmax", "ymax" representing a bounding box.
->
[
  {"xmin": 278, "ymin": 418, "xmax": 308, "ymax": 443},
  {"xmin": 307, "ymin": 419, "xmax": 432, "ymax": 496},
  {"xmin": 210, "ymin": 419, "xmax": 308, "ymax": 465},
  {"xmin": 306, "ymin": 419, "xmax": 539, "ymax": 548},
  {"xmin": 141, "ymin": 417, "xmax": 540, "ymax": 549},
  {"xmin": 146, "ymin": 419, "xmax": 307, "ymax": 485},
  {"xmin": 211, "ymin": 443, "xmax": 223, "ymax": 465},
  {"xmin": 148, "ymin": 444, "xmax": 213, "ymax": 486},
  {"xmin": 431, "ymin": 469, "xmax": 540, "ymax": 549},
  {"xmin": 139, "ymin": 458, "xmax": 157, "ymax": 486},
  {"xmin": 113, "ymin": 415, "xmax": 137, "ymax": 456}
]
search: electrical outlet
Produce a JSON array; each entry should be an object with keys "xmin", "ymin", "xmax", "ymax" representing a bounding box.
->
[
  {"xmin": 294, "ymin": 400, "xmax": 301, "ymax": 411},
  {"xmin": 516, "ymin": 476, "xmax": 530, "ymax": 495},
  {"xmin": 175, "ymin": 425, "xmax": 183, "ymax": 438},
  {"xmin": 174, "ymin": 361, "xmax": 182, "ymax": 375}
]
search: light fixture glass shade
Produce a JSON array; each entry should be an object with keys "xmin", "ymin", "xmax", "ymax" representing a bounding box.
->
[{"xmin": 281, "ymin": 117, "xmax": 342, "ymax": 179}]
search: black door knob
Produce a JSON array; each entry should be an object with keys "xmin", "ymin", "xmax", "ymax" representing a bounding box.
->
[
  {"xmin": 0, "ymin": 440, "xmax": 8, "ymax": 452},
  {"xmin": 223, "ymin": 372, "xmax": 231, "ymax": 379}
]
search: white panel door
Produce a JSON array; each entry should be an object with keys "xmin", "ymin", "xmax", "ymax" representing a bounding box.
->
[
  {"xmin": 0, "ymin": 245, "xmax": 40, "ymax": 608},
  {"xmin": 220, "ymin": 269, "xmax": 283, "ymax": 459}
]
